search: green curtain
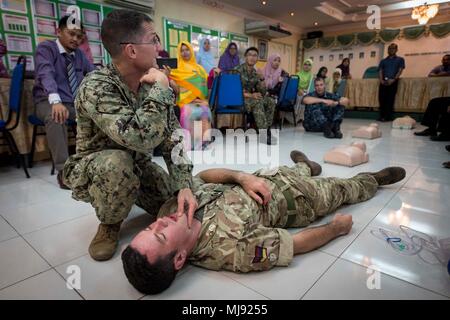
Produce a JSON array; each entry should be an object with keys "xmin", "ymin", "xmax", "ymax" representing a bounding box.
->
[
  {"xmin": 319, "ymin": 36, "xmax": 335, "ymax": 48},
  {"xmin": 379, "ymin": 29, "xmax": 400, "ymax": 42},
  {"xmin": 357, "ymin": 31, "xmax": 377, "ymax": 45},
  {"xmin": 430, "ymin": 22, "xmax": 450, "ymax": 38},
  {"xmin": 302, "ymin": 38, "xmax": 317, "ymax": 49},
  {"xmin": 403, "ymin": 26, "xmax": 425, "ymax": 40},
  {"xmin": 337, "ymin": 34, "xmax": 355, "ymax": 46}
]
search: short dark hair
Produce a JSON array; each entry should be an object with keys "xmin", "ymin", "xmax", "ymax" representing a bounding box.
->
[
  {"xmin": 121, "ymin": 245, "xmax": 178, "ymax": 294},
  {"xmin": 245, "ymin": 46, "xmax": 259, "ymax": 56},
  {"xmin": 101, "ymin": 9, "xmax": 153, "ymax": 58},
  {"xmin": 314, "ymin": 77, "xmax": 325, "ymax": 84},
  {"xmin": 58, "ymin": 15, "xmax": 84, "ymax": 30}
]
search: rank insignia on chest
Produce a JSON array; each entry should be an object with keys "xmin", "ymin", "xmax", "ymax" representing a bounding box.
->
[{"xmin": 252, "ymin": 246, "xmax": 267, "ymax": 263}]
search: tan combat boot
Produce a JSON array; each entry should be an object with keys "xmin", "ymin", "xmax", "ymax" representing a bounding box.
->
[
  {"xmin": 290, "ymin": 150, "xmax": 322, "ymax": 176},
  {"xmin": 88, "ymin": 221, "xmax": 122, "ymax": 261}
]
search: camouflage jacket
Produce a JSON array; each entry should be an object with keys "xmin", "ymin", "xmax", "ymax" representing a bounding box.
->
[
  {"xmin": 65, "ymin": 63, "xmax": 193, "ymax": 192},
  {"xmin": 235, "ymin": 63, "xmax": 267, "ymax": 95}
]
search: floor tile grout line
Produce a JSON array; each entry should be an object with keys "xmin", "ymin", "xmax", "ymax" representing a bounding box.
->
[
  {"xmin": 299, "ymin": 255, "xmax": 340, "ymax": 300},
  {"xmin": 338, "ymin": 256, "xmax": 450, "ymax": 299},
  {"xmin": 217, "ymin": 272, "xmax": 272, "ymax": 300}
]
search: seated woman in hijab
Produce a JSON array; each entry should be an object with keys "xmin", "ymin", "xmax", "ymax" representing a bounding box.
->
[
  {"xmin": 218, "ymin": 42, "xmax": 240, "ymax": 72},
  {"xmin": 197, "ymin": 38, "xmax": 216, "ymax": 74},
  {"xmin": 260, "ymin": 54, "xmax": 289, "ymax": 97},
  {"xmin": 170, "ymin": 41, "xmax": 212, "ymax": 150},
  {"xmin": 336, "ymin": 58, "xmax": 352, "ymax": 80},
  {"xmin": 296, "ymin": 59, "xmax": 314, "ymax": 95},
  {"xmin": 328, "ymin": 68, "xmax": 343, "ymax": 94}
]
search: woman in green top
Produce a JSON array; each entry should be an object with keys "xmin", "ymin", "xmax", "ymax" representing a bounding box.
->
[{"xmin": 296, "ymin": 58, "xmax": 314, "ymax": 95}]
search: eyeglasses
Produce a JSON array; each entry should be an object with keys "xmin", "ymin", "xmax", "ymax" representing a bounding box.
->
[
  {"xmin": 120, "ymin": 37, "xmax": 160, "ymax": 46},
  {"xmin": 304, "ymin": 63, "xmax": 311, "ymax": 66}
]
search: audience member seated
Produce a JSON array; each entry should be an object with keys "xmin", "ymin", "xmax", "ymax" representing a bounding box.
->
[
  {"xmin": 235, "ymin": 47, "xmax": 276, "ymax": 144},
  {"xmin": 196, "ymin": 38, "xmax": 215, "ymax": 74},
  {"xmin": 296, "ymin": 59, "xmax": 314, "ymax": 96},
  {"xmin": 316, "ymin": 66, "xmax": 330, "ymax": 89},
  {"xmin": 414, "ymin": 97, "xmax": 450, "ymax": 141},
  {"xmin": 33, "ymin": 15, "xmax": 95, "ymax": 188},
  {"xmin": 218, "ymin": 42, "xmax": 240, "ymax": 72},
  {"xmin": 0, "ymin": 39, "xmax": 9, "ymax": 78},
  {"xmin": 260, "ymin": 53, "xmax": 289, "ymax": 97},
  {"xmin": 170, "ymin": 41, "xmax": 212, "ymax": 150},
  {"xmin": 328, "ymin": 68, "xmax": 342, "ymax": 94},
  {"xmin": 428, "ymin": 54, "xmax": 450, "ymax": 77},
  {"xmin": 336, "ymin": 57, "xmax": 352, "ymax": 79},
  {"xmin": 302, "ymin": 77, "xmax": 349, "ymax": 139}
]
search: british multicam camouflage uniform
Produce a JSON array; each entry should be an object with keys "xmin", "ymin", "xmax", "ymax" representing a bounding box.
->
[
  {"xmin": 157, "ymin": 162, "xmax": 378, "ymax": 272},
  {"xmin": 63, "ymin": 64, "xmax": 193, "ymax": 225}
]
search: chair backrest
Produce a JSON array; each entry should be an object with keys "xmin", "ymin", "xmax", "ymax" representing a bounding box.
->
[
  {"xmin": 363, "ymin": 66, "xmax": 379, "ymax": 79},
  {"xmin": 277, "ymin": 75, "xmax": 299, "ymax": 108},
  {"xmin": 213, "ymin": 70, "xmax": 245, "ymax": 114},
  {"xmin": 9, "ymin": 56, "xmax": 27, "ymax": 112}
]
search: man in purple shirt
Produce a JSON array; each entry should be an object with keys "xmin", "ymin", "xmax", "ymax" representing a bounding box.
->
[{"xmin": 33, "ymin": 15, "xmax": 95, "ymax": 188}]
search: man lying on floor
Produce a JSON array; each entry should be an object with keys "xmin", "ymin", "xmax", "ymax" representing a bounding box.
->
[{"xmin": 121, "ymin": 150, "xmax": 406, "ymax": 294}]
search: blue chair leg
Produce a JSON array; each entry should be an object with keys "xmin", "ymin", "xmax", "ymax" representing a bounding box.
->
[{"xmin": 5, "ymin": 130, "xmax": 30, "ymax": 178}]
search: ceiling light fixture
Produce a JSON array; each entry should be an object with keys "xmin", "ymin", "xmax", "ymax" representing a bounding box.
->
[
  {"xmin": 262, "ymin": 1, "xmax": 267, "ymax": 5},
  {"xmin": 290, "ymin": 12, "xmax": 294, "ymax": 16},
  {"xmin": 411, "ymin": 3, "xmax": 439, "ymax": 25}
]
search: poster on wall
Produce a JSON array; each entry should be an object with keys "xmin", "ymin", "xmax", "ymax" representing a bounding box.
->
[
  {"xmin": 8, "ymin": 54, "xmax": 34, "ymax": 71},
  {"xmin": 2, "ymin": 14, "xmax": 30, "ymax": 33},
  {"xmin": 37, "ymin": 35, "xmax": 55, "ymax": 43},
  {"xmin": 257, "ymin": 39, "xmax": 268, "ymax": 61},
  {"xmin": 1, "ymin": 0, "xmax": 27, "ymax": 14},
  {"xmin": 5, "ymin": 33, "xmax": 32, "ymax": 52},
  {"xmin": 219, "ymin": 31, "xmax": 229, "ymax": 55},
  {"xmin": 82, "ymin": 9, "xmax": 101, "ymax": 26},
  {"xmin": 85, "ymin": 26, "xmax": 101, "ymax": 42},
  {"xmin": 35, "ymin": 18, "xmax": 57, "ymax": 35},
  {"xmin": 33, "ymin": 0, "xmax": 57, "ymax": 18},
  {"xmin": 89, "ymin": 42, "xmax": 102, "ymax": 57}
]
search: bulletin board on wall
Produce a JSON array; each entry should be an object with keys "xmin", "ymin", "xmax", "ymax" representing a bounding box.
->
[
  {"xmin": 163, "ymin": 17, "xmax": 249, "ymax": 63},
  {"xmin": 0, "ymin": 0, "xmax": 115, "ymax": 71}
]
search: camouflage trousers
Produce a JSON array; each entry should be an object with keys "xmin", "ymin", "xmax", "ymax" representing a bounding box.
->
[
  {"xmin": 303, "ymin": 104, "xmax": 345, "ymax": 132},
  {"xmin": 244, "ymin": 96, "xmax": 276, "ymax": 129},
  {"xmin": 64, "ymin": 150, "xmax": 173, "ymax": 224},
  {"xmin": 259, "ymin": 162, "xmax": 379, "ymax": 228}
]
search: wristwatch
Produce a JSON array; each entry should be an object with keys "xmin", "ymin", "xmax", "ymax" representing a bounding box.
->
[{"xmin": 51, "ymin": 100, "xmax": 62, "ymax": 105}]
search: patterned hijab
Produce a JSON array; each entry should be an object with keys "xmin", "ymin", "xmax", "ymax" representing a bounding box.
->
[{"xmin": 170, "ymin": 41, "xmax": 208, "ymax": 107}]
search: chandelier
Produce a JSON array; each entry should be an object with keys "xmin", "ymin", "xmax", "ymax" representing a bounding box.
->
[{"xmin": 411, "ymin": 3, "xmax": 439, "ymax": 25}]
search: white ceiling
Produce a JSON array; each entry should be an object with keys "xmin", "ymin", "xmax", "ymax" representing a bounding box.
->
[{"xmin": 218, "ymin": 0, "xmax": 450, "ymax": 31}]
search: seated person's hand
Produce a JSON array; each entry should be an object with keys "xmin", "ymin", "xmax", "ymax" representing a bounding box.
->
[
  {"xmin": 243, "ymin": 91, "xmax": 253, "ymax": 99},
  {"xmin": 253, "ymin": 92, "xmax": 263, "ymax": 99},
  {"xmin": 322, "ymin": 99, "xmax": 337, "ymax": 107},
  {"xmin": 192, "ymin": 98, "xmax": 208, "ymax": 105},
  {"xmin": 176, "ymin": 188, "xmax": 198, "ymax": 228},
  {"xmin": 161, "ymin": 65, "xmax": 172, "ymax": 77},
  {"xmin": 237, "ymin": 173, "xmax": 272, "ymax": 205},
  {"xmin": 51, "ymin": 103, "xmax": 69, "ymax": 125},
  {"xmin": 213, "ymin": 67, "xmax": 221, "ymax": 76},
  {"xmin": 140, "ymin": 68, "xmax": 169, "ymax": 89}
]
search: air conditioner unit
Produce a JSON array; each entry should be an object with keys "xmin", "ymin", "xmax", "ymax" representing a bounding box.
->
[
  {"xmin": 105, "ymin": 0, "xmax": 155, "ymax": 12},
  {"xmin": 245, "ymin": 19, "xmax": 292, "ymax": 39}
]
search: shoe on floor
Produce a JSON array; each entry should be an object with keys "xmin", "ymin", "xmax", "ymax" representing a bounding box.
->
[
  {"xmin": 443, "ymin": 161, "xmax": 450, "ymax": 169},
  {"xmin": 290, "ymin": 150, "xmax": 322, "ymax": 176},
  {"xmin": 89, "ymin": 221, "xmax": 122, "ymax": 261},
  {"xmin": 332, "ymin": 122, "xmax": 343, "ymax": 139},
  {"xmin": 57, "ymin": 171, "xmax": 70, "ymax": 190},
  {"xmin": 323, "ymin": 123, "xmax": 335, "ymax": 139},
  {"xmin": 446, "ymin": 145, "xmax": 450, "ymax": 152},
  {"xmin": 360, "ymin": 167, "xmax": 406, "ymax": 186},
  {"xmin": 414, "ymin": 128, "xmax": 436, "ymax": 136},
  {"xmin": 430, "ymin": 134, "xmax": 450, "ymax": 142}
]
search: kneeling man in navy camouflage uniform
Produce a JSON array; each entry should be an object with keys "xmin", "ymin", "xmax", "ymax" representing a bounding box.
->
[{"xmin": 122, "ymin": 151, "xmax": 406, "ymax": 294}]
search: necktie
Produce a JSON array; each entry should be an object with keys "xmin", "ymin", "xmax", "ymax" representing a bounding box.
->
[{"xmin": 65, "ymin": 53, "xmax": 79, "ymax": 98}]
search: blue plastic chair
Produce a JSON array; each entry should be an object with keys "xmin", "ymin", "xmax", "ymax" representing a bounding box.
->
[
  {"xmin": 0, "ymin": 56, "xmax": 30, "ymax": 178},
  {"xmin": 209, "ymin": 70, "xmax": 246, "ymax": 129},
  {"xmin": 27, "ymin": 115, "xmax": 77, "ymax": 175},
  {"xmin": 276, "ymin": 75, "xmax": 299, "ymax": 129}
]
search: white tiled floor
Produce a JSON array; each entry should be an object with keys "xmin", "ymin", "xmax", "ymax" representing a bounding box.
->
[{"xmin": 0, "ymin": 119, "xmax": 449, "ymax": 300}]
